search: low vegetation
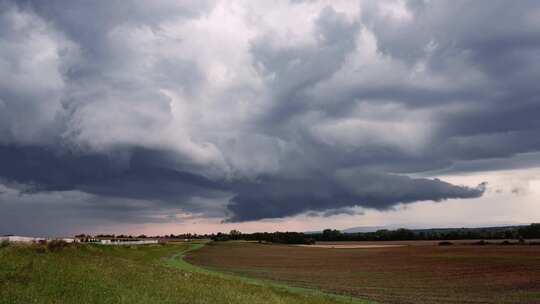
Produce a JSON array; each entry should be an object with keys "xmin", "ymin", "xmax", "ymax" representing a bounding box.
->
[
  {"xmin": 438, "ymin": 241, "xmax": 453, "ymax": 246},
  {"xmin": 46, "ymin": 239, "xmax": 69, "ymax": 252},
  {"xmin": 0, "ymin": 241, "xmax": 8, "ymax": 249},
  {"xmin": 0, "ymin": 242, "xmax": 373, "ymax": 304}
]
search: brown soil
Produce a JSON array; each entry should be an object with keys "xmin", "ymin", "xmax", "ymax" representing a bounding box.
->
[
  {"xmin": 298, "ymin": 244, "xmax": 406, "ymax": 249},
  {"xmin": 186, "ymin": 241, "xmax": 540, "ymax": 304}
]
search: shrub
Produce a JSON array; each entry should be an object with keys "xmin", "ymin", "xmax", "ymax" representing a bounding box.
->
[
  {"xmin": 211, "ymin": 233, "xmax": 230, "ymax": 242},
  {"xmin": 472, "ymin": 240, "xmax": 487, "ymax": 245},
  {"xmin": 438, "ymin": 241, "xmax": 453, "ymax": 246},
  {"xmin": 0, "ymin": 240, "xmax": 9, "ymax": 249},
  {"xmin": 305, "ymin": 238, "xmax": 316, "ymax": 245},
  {"xmin": 518, "ymin": 223, "xmax": 540, "ymax": 239},
  {"xmin": 47, "ymin": 240, "xmax": 68, "ymax": 252},
  {"xmin": 32, "ymin": 244, "xmax": 47, "ymax": 253}
]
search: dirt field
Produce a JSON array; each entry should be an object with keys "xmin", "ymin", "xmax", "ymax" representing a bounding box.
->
[
  {"xmin": 297, "ymin": 244, "xmax": 405, "ymax": 249},
  {"xmin": 186, "ymin": 241, "xmax": 540, "ymax": 304}
]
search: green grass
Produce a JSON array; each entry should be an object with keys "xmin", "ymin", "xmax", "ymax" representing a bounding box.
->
[{"xmin": 0, "ymin": 242, "xmax": 375, "ymax": 304}]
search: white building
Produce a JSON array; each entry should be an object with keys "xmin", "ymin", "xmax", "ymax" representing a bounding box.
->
[
  {"xmin": 0, "ymin": 235, "xmax": 46, "ymax": 243},
  {"xmin": 0, "ymin": 235, "xmax": 157, "ymax": 245},
  {"xmin": 99, "ymin": 239, "xmax": 158, "ymax": 245},
  {"xmin": 0, "ymin": 235, "xmax": 77, "ymax": 244}
]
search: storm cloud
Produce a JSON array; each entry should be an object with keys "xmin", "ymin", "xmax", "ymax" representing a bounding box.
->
[{"xmin": 1, "ymin": 0, "xmax": 539, "ymax": 232}]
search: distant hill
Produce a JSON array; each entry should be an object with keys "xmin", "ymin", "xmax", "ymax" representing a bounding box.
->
[
  {"xmin": 305, "ymin": 226, "xmax": 398, "ymax": 234},
  {"xmin": 410, "ymin": 225, "xmax": 528, "ymax": 233},
  {"xmin": 342, "ymin": 225, "xmax": 401, "ymax": 233}
]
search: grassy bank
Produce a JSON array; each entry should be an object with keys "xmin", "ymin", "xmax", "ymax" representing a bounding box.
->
[{"xmin": 0, "ymin": 242, "xmax": 374, "ymax": 304}]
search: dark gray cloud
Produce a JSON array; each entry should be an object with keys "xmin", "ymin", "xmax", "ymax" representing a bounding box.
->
[
  {"xmin": 0, "ymin": 145, "xmax": 229, "ymax": 205},
  {"xmin": 228, "ymin": 173, "xmax": 485, "ymax": 222},
  {"xmin": 1, "ymin": 0, "xmax": 539, "ymax": 232}
]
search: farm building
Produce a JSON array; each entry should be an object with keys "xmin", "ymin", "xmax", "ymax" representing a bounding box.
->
[
  {"xmin": 0, "ymin": 235, "xmax": 157, "ymax": 246},
  {"xmin": 76, "ymin": 237, "xmax": 159, "ymax": 245},
  {"xmin": 0, "ymin": 235, "xmax": 46, "ymax": 243},
  {"xmin": 98, "ymin": 239, "xmax": 158, "ymax": 245},
  {"xmin": 0, "ymin": 235, "xmax": 76, "ymax": 244}
]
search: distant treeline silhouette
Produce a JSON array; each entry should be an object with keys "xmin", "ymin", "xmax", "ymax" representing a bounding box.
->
[
  {"xmin": 309, "ymin": 225, "xmax": 535, "ymax": 242},
  {"xmin": 210, "ymin": 223, "xmax": 540, "ymax": 244},
  {"xmin": 227, "ymin": 231, "xmax": 315, "ymax": 244}
]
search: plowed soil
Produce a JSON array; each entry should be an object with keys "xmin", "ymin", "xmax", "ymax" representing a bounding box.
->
[{"xmin": 186, "ymin": 241, "xmax": 540, "ymax": 304}]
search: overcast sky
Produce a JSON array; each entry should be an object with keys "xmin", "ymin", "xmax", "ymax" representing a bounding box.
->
[{"xmin": 1, "ymin": 0, "xmax": 540, "ymax": 236}]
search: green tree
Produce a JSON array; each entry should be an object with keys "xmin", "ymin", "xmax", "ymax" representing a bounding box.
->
[
  {"xmin": 519, "ymin": 223, "xmax": 540, "ymax": 239},
  {"xmin": 230, "ymin": 230, "xmax": 242, "ymax": 240}
]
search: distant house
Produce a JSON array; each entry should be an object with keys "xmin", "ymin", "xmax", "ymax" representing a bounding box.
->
[
  {"xmin": 0, "ymin": 235, "xmax": 157, "ymax": 246},
  {"xmin": 0, "ymin": 235, "xmax": 46, "ymax": 243},
  {"xmin": 98, "ymin": 239, "xmax": 158, "ymax": 245},
  {"xmin": 77, "ymin": 237, "xmax": 158, "ymax": 245},
  {"xmin": 0, "ymin": 235, "xmax": 77, "ymax": 244}
]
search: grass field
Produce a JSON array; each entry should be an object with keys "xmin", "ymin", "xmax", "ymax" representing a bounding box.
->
[
  {"xmin": 0, "ymin": 242, "xmax": 374, "ymax": 304},
  {"xmin": 186, "ymin": 241, "xmax": 540, "ymax": 304}
]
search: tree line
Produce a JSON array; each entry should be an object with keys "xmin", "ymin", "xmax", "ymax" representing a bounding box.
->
[
  {"xmin": 209, "ymin": 223, "xmax": 540, "ymax": 244},
  {"xmin": 74, "ymin": 224, "xmax": 540, "ymax": 245}
]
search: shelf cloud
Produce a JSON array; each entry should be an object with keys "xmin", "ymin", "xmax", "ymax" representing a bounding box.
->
[{"xmin": 1, "ymin": 1, "xmax": 539, "ymax": 232}]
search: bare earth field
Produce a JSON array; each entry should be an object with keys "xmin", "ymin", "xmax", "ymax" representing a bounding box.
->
[
  {"xmin": 186, "ymin": 241, "xmax": 540, "ymax": 304},
  {"xmin": 297, "ymin": 244, "xmax": 405, "ymax": 249}
]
